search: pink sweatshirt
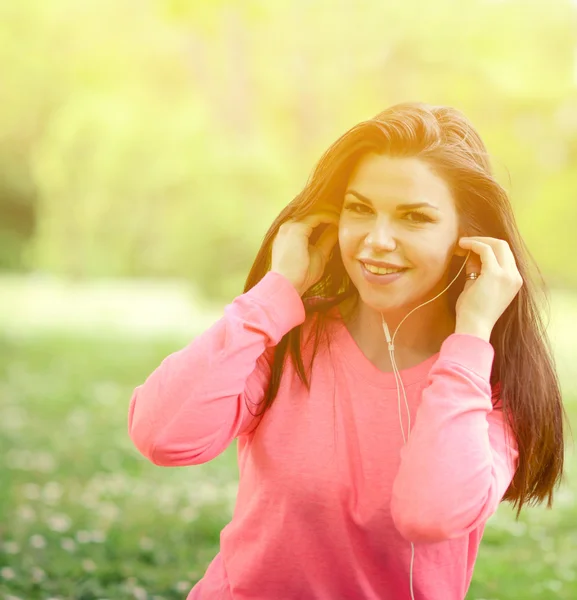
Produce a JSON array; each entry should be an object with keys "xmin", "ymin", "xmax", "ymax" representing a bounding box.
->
[{"xmin": 128, "ymin": 271, "xmax": 519, "ymax": 600}]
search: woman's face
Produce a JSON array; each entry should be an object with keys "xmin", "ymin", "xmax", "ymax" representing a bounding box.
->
[{"xmin": 338, "ymin": 153, "xmax": 462, "ymax": 314}]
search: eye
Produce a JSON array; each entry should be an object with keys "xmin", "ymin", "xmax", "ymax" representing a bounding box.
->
[
  {"xmin": 344, "ymin": 203, "xmax": 434, "ymax": 223},
  {"xmin": 343, "ymin": 202, "xmax": 371, "ymax": 214},
  {"xmin": 405, "ymin": 211, "xmax": 433, "ymax": 223}
]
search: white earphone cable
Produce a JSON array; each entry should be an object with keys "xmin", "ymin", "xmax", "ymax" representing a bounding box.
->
[{"xmin": 380, "ymin": 250, "xmax": 472, "ymax": 600}]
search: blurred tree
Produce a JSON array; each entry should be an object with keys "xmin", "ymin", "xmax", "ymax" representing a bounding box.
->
[{"xmin": 0, "ymin": 0, "xmax": 575, "ymax": 300}]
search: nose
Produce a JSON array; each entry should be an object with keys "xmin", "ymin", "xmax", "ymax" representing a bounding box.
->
[{"xmin": 365, "ymin": 216, "xmax": 397, "ymax": 251}]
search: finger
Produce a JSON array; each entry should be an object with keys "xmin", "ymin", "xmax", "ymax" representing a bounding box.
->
[
  {"xmin": 298, "ymin": 211, "xmax": 341, "ymax": 229},
  {"xmin": 315, "ymin": 224, "xmax": 339, "ymax": 259},
  {"xmin": 462, "ymin": 237, "xmax": 515, "ymax": 271},
  {"xmin": 462, "ymin": 249, "xmax": 481, "ymax": 276},
  {"xmin": 459, "ymin": 240, "xmax": 500, "ymax": 273}
]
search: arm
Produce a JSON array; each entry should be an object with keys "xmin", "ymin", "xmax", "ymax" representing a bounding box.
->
[
  {"xmin": 128, "ymin": 271, "xmax": 305, "ymax": 467},
  {"xmin": 390, "ymin": 333, "xmax": 519, "ymax": 543}
]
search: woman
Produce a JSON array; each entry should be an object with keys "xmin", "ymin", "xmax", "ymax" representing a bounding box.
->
[{"xmin": 128, "ymin": 102, "xmax": 568, "ymax": 600}]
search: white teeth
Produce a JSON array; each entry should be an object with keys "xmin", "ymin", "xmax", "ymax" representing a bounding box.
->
[{"xmin": 363, "ymin": 263, "xmax": 404, "ymax": 275}]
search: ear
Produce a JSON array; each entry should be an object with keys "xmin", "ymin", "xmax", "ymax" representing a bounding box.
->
[{"xmin": 453, "ymin": 234, "xmax": 468, "ymax": 257}]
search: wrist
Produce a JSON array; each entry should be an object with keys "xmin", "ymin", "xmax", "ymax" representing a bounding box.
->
[
  {"xmin": 455, "ymin": 319, "xmax": 493, "ymax": 342},
  {"xmin": 270, "ymin": 270, "xmax": 305, "ymax": 296}
]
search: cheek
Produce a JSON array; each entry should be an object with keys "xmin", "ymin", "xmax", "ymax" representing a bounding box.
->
[
  {"xmin": 337, "ymin": 226, "xmax": 347, "ymax": 250},
  {"xmin": 414, "ymin": 235, "xmax": 452, "ymax": 260},
  {"xmin": 338, "ymin": 223, "xmax": 356, "ymax": 250}
]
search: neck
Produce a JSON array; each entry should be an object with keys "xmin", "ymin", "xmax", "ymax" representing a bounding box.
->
[{"xmin": 341, "ymin": 294, "xmax": 456, "ymax": 363}]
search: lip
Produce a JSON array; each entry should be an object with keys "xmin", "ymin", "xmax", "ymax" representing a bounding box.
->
[
  {"xmin": 358, "ymin": 259, "xmax": 408, "ymax": 269},
  {"xmin": 359, "ymin": 261, "xmax": 410, "ymax": 285}
]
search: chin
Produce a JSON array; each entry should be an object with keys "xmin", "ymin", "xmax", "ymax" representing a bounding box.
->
[
  {"xmin": 356, "ymin": 289, "xmax": 407, "ymax": 310},
  {"xmin": 357, "ymin": 281, "xmax": 431, "ymax": 311}
]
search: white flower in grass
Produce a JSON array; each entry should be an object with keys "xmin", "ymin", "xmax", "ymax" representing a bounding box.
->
[
  {"xmin": 29, "ymin": 534, "xmax": 46, "ymax": 549},
  {"xmin": 22, "ymin": 483, "xmax": 41, "ymax": 500},
  {"xmin": 175, "ymin": 581, "xmax": 191, "ymax": 592},
  {"xmin": 17, "ymin": 504, "xmax": 36, "ymax": 522},
  {"xmin": 61, "ymin": 537, "xmax": 76, "ymax": 552},
  {"xmin": 179, "ymin": 506, "xmax": 199, "ymax": 523},
  {"xmin": 157, "ymin": 489, "xmax": 178, "ymax": 514},
  {"xmin": 132, "ymin": 586, "xmax": 147, "ymax": 600},
  {"xmin": 42, "ymin": 481, "xmax": 63, "ymax": 504},
  {"xmin": 76, "ymin": 530, "xmax": 92, "ymax": 543},
  {"xmin": 82, "ymin": 559, "xmax": 97, "ymax": 573},
  {"xmin": 36, "ymin": 452, "xmax": 57, "ymax": 474},
  {"xmin": 1, "ymin": 567, "xmax": 16, "ymax": 580},
  {"xmin": 90, "ymin": 529, "xmax": 106, "ymax": 543},
  {"xmin": 98, "ymin": 502, "xmax": 120, "ymax": 522},
  {"xmin": 47, "ymin": 513, "xmax": 71, "ymax": 533},
  {"xmin": 80, "ymin": 493, "xmax": 100, "ymax": 510},
  {"xmin": 197, "ymin": 481, "xmax": 220, "ymax": 504},
  {"xmin": 3, "ymin": 541, "xmax": 20, "ymax": 554},
  {"xmin": 31, "ymin": 567, "xmax": 46, "ymax": 582},
  {"xmin": 139, "ymin": 537, "xmax": 154, "ymax": 551}
]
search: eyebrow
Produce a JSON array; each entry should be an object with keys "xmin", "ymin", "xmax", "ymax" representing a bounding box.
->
[{"xmin": 344, "ymin": 189, "xmax": 440, "ymax": 211}]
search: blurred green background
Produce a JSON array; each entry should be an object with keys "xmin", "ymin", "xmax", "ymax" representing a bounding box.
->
[{"xmin": 1, "ymin": 1, "xmax": 576, "ymax": 599}]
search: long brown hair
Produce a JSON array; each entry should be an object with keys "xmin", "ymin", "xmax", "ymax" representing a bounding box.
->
[{"xmin": 243, "ymin": 102, "xmax": 571, "ymax": 519}]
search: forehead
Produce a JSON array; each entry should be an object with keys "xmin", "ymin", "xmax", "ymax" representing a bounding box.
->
[{"xmin": 346, "ymin": 154, "xmax": 455, "ymax": 210}]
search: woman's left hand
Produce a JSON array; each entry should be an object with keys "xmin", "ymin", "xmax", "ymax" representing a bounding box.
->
[{"xmin": 455, "ymin": 236, "xmax": 524, "ymax": 333}]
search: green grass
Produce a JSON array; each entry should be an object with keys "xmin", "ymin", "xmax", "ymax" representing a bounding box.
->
[
  {"xmin": 0, "ymin": 333, "xmax": 239, "ymax": 600},
  {"xmin": 0, "ymin": 332, "xmax": 575, "ymax": 599}
]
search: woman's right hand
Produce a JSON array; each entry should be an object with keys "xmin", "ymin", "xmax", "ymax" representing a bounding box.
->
[{"xmin": 271, "ymin": 209, "xmax": 340, "ymax": 296}]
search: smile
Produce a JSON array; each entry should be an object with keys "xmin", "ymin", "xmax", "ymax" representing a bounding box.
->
[{"xmin": 359, "ymin": 261, "xmax": 410, "ymax": 285}]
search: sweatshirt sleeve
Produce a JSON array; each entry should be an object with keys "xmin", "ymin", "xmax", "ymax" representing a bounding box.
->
[
  {"xmin": 128, "ymin": 271, "xmax": 306, "ymax": 467},
  {"xmin": 390, "ymin": 333, "xmax": 519, "ymax": 544}
]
